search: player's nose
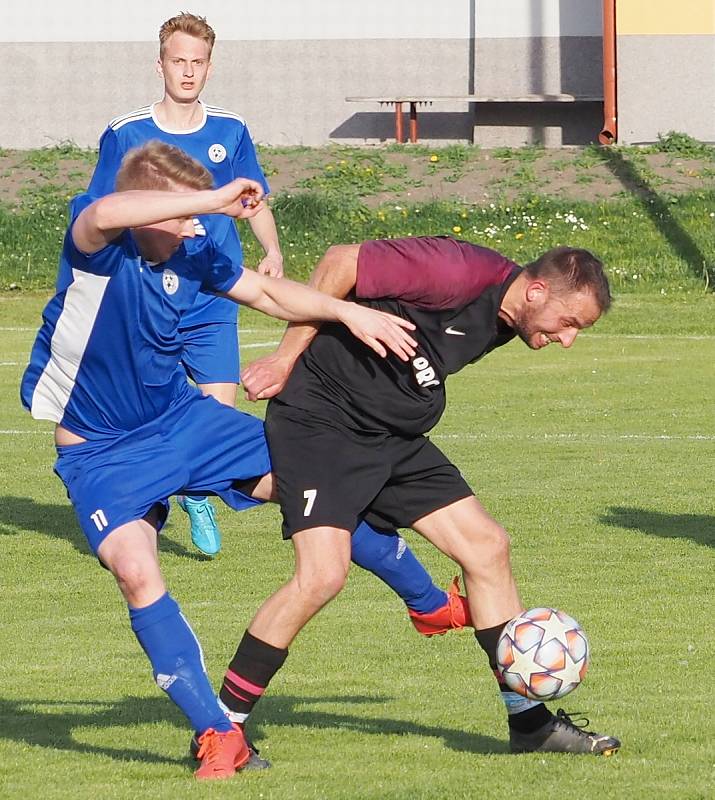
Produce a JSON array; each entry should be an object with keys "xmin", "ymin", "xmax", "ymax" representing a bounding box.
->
[
  {"xmin": 180, "ymin": 219, "xmax": 196, "ymax": 238},
  {"xmin": 559, "ymin": 328, "xmax": 578, "ymax": 348}
]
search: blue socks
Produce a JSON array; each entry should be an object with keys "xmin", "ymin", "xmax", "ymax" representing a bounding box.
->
[
  {"xmin": 129, "ymin": 592, "xmax": 231, "ymax": 734},
  {"xmin": 350, "ymin": 521, "xmax": 447, "ymax": 614}
]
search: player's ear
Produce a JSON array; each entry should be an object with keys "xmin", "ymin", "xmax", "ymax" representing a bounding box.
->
[
  {"xmin": 525, "ymin": 280, "xmax": 547, "ymax": 304},
  {"xmin": 156, "ymin": 58, "xmax": 164, "ymax": 78},
  {"xmin": 206, "ymin": 61, "xmax": 213, "ymax": 81}
]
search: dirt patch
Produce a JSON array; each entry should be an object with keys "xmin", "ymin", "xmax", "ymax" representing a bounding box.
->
[{"xmin": 1, "ymin": 145, "xmax": 712, "ymax": 208}]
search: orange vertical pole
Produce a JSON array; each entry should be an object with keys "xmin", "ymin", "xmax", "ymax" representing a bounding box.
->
[
  {"xmin": 599, "ymin": 0, "xmax": 617, "ymax": 144},
  {"xmin": 409, "ymin": 102, "xmax": 418, "ymax": 143},
  {"xmin": 394, "ymin": 102, "xmax": 404, "ymax": 143}
]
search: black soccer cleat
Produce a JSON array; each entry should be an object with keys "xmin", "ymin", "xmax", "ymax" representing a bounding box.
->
[
  {"xmin": 509, "ymin": 709, "xmax": 621, "ymax": 756},
  {"xmin": 190, "ymin": 730, "xmax": 271, "ymax": 770}
]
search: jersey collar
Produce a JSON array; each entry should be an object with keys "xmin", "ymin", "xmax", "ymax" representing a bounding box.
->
[{"xmin": 150, "ymin": 100, "xmax": 207, "ymax": 135}]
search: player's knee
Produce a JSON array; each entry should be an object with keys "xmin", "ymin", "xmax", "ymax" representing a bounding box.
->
[
  {"xmin": 460, "ymin": 523, "xmax": 512, "ymax": 575},
  {"xmin": 110, "ymin": 555, "xmax": 161, "ymax": 599},
  {"xmin": 295, "ymin": 563, "xmax": 348, "ymax": 607}
]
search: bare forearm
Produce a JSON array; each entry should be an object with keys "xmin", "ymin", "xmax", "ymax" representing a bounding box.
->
[
  {"xmin": 232, "ymin": 272, "xmax": 346, "ymax": 325},
  {"xmin": 73, "ymin": 178, "xmax": 264, "ymax": 254},
  {"xmin": 273, "ymin": 244, "xmax": 360, "ymax": 363},
  {"xmin": 92, "ymin": 189, "xmax": 222, "ymax": 232},
  {"xmin": 248, "ymin": 205, "xmax": 282, "ymax": 258}
]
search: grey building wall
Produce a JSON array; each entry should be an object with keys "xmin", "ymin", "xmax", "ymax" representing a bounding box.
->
[
  {"xmin": 617, "ymin": 35, "xmax": 715, "ymax": 144},
  {"xmin": 1, "ymin": 37, "xmax": 603, "ymax": 149}
]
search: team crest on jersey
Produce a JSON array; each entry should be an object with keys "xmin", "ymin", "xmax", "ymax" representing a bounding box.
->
[
  {"xmin": 208, "ymin": 143, "xmax": 227, "ymax": 163},
  {"xmin": 162, "ymin": 269, "xmax": 179, "ymax": 295}
]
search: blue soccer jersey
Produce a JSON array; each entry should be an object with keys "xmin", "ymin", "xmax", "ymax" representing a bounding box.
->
[
  {"xmin": 21, "ymin": 193, "xmax": 244, "ymax": 439},
  {"xmin": 86, "ymin": 101, "xmax": 270, "ymax": 326}
]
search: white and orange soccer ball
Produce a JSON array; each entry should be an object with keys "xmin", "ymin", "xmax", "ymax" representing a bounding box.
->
[{"xmin": 496, "ymin": 608, "xmax": 590, "ymax": 701}]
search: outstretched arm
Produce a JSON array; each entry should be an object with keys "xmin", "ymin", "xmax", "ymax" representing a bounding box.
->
[
  {"xmin": 71, "ymin": 177, "xmax": 265, "ymax": 255},
  {"xmin": 225, "ymin": 260, "xmax": 415, "ymax": 366},
  {"xmin": 241, "ymin": 244, "xmax": 360, "ymax": 400},
  {"xmin": 248, "ymin": 204, "xmax": 284, "ymax": 278}
]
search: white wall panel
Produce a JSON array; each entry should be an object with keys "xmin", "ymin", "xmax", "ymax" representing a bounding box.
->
[
  {"xmin": 4, "ymin": 0, "xmax": 470, "ymax": 42},
  {"xmin": 4, "ymin": 0, "xmax": 601, "ymax": 43},
  {"xmin": 476, "ymin": 1, "xmax": 602, "ymax": 38}
]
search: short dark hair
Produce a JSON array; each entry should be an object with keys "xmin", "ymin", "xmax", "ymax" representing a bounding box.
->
[{"xmin": 524, "ymin": 246, "xmax": 612, "ymax": 313}]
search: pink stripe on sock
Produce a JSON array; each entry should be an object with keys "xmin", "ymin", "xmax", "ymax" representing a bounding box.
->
[
  {"xmin": 222, "ymin": 683, "xmax": 252, "ymax": 703},
  {"xmin": 226, "ymin": 669, "xmax": 266, "ymax": 696}
]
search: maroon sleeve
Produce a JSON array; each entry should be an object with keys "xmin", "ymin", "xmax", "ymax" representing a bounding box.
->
[{"xmin": 355, "ymin": 236, "xmax": 520, "ymax": 309}]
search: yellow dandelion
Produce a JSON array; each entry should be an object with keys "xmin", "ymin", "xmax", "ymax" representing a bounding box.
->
[
  {"xmin": 515, "ymin": 232, "xmax": 525, "ymax": 239},
  {"xmin": 429, "ymin": 154, "xmax": 439, "ymax": 163},
  {"xmin": 452, "ymin": 225, "xmax": 462, "ymax": 234}
]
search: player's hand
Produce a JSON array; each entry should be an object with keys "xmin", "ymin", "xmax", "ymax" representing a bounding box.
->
[
  {"xmin": 339, "ymin": 304, "xmax": 417, "ymax": 361},
  {"xmin": 256, "ymin": 252, "xmax": 284, "ymax": 278},
  {"xmin": 241, "ymin": 353, "xmax": 294, "ymax": 401},
  {"xmin": 215, "ymin": 177, "xmax": 265, "ymax": 219}
]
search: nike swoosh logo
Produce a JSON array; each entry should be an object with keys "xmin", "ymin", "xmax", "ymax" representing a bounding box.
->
[{"xmin": 445, "ymin": 326, "xmax": 466, "ymax": 336}]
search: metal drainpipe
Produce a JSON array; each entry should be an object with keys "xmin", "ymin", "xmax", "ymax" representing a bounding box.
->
[{"xmin": 599, "ymin": 0, "xmax": 617, "ymax": 144}]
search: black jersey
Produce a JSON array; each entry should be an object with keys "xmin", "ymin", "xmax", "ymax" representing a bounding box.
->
[{"xmin": 276, "ymin": 237, "xmax": 521, "ymax": 436}]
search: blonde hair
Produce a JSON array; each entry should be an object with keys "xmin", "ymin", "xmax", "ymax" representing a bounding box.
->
[
  {"xmin": 116, "ymin": 140, "xmax": 214, "ymax": 192},
  {"xmin": 159, "ymin": 12, "xmax": 216, "ymax": 58}
]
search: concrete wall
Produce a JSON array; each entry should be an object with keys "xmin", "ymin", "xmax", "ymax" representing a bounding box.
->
[
  {"xmin": 616, "ymin": 0, "xmax": 715, "ymax": 144},
  {"xmin": 1, "ymin": 0, "xmax": 713, "ymax": 148}
]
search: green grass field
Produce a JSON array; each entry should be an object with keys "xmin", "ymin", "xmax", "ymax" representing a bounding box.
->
[{"xmin": 1, "ymin": 292, "xmax": 713, "ymax": 799}]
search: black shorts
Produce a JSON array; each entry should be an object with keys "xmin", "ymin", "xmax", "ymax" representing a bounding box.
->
[{"xmin": 265, "ymin": 401, "xmax": 472, "ymax": 539}]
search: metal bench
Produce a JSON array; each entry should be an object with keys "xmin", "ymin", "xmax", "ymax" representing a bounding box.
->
[{"xmin": 345, "ymin": 94, "xmax": 604, "ymax": 143}]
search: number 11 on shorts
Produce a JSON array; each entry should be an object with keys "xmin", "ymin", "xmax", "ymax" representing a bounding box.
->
[{"xmin": 303, "ymin": 489, "xmax": 317, "ymax": 516}]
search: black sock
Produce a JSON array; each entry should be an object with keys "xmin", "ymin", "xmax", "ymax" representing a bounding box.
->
[
  {"xmin": 219, "ymin": 630, "xmax": 288, "ymax": 722},
  {"xmin": 474, "ymin": 626, "xmax": 553, "ymax": 734}
]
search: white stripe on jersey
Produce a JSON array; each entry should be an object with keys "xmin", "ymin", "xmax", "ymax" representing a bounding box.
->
[
  {"xmin": 31, "ymin": 271, "xmax": 110, "ymax": 423},
  {"xmin": 109, "ymin": 106, "xmax": 153, "ymax": 130},
  {"xmin": 204, "ymin": 105, "xmax": 247, "ymax": 126}
]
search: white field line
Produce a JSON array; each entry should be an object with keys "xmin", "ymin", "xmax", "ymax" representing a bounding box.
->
[
  {"xmin": 2, "ymin": 326, "xmax": 714, "ymax": 341},
  {"xmin": 583, "ymin": 333, "xmax": 715, "ymax": 341},
  {"xmin": 2, "ymin": 429, "xmax": 714, "ymax": 441},
  {"xmin": 0, "ymin": 342, "xmax": 279, "ymax": 368},
  {"xmin": 433, "ymin": 432, "xmax": 715, "ymax": 442},
  {"xmin": 241, "ymin": 341, "xmax": 280, "ymax": 349},
  {"xmin": 0, "ymin": 326, "xmax": 283, "ymax": 334},
  {"xmin": 0, "ymin": 430, "xmax": 53, "ymax": 435}
]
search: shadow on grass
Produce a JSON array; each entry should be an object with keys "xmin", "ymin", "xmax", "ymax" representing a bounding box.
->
[
  {"xmin": 0, "ymin": 496, "xmax": 211, "ymax": 561},
  {"xmin": 252, "ymin": 694, "xmax": 507, "ymax": 756},
  {"xmin": 595, "ymin": 147, "xmax": 713, "ymax": 286},
  {"xmin": 0, "ymin": 696, "xmax": 187, "ymax": 767},
  {"xmin": 600, "ymin": 505, "xmax": 715, "ymax": 548},
  {"xmin": 1, "ymin": 693, "xmax": 507, "ymax": 766}
]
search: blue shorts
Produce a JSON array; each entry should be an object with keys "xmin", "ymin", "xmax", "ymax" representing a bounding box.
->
[
  {"xmin": 180, "ymin": 322, "xmax": 240, "ymax": 385},
  {"xmin": 54, "ymin": 390, "xmax": 270, "ymax": 554}
]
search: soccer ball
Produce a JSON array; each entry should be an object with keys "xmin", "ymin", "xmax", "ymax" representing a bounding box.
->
[{"xmin": 496, "ymin": 608, "xmax": 589, "ymax": 701}]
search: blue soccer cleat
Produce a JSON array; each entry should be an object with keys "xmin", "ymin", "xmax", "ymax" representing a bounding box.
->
[{"xmin": 178, "ymin": 496, "xmax": 222, "ymax": 556}]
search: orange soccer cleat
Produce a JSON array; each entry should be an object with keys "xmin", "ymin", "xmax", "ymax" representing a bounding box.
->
[
  {"xmin": 194, "ymin": 725, "xmax": 250, "ymax": 781},
  {"xmin": 408, "ymin": 576, "xmax": 473, "ymax": 636}
]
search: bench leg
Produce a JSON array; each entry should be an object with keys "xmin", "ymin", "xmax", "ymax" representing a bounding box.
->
[
  {"xmin": 394, "ymin": 102, "xmax": 404, "ymax": 143},
  {"xmin": 409, "ymin": 102, "xmax": 418, "ymax": 143}
]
